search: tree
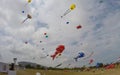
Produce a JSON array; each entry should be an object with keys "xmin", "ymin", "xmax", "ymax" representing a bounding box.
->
[{"xmin": 25, "ymin": 64, "xmax": 34, "ymax": 69}]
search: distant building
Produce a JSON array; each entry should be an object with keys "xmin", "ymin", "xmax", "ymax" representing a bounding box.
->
[{"xmin": 0, "ymin": 62, "xmax": 9, "ymax": 73}]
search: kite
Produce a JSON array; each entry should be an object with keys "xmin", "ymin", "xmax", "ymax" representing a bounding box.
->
[
  {"xmin": 66, "ymin": 22, "xmax": 69, "ymax": 24},
  {"xmin": 76, "ymin": 25, "xmax": 82, "ymax": 29},
  {"xmin": 42, "ymin": 48, "xmax": 44, "ymax": 50},
  {"xmin": 44, "ymin": 33, "xmax": 47, "ymax": 35},
  {"xmin": 22, "ymin": 11, "xmax": 25, "ymax": 13},
  {"xmin": 24, "ymin": 0, "xmax": 32, "ymax": 7},
  {"xmin": 43, "ymin": 33, "xmax": 48, "ymax": 38},
  {"xmin": 105, "ymin": 64, "xmax": 115, "ymax": 69},
  {"xmin": 40, "ymin": 41, "xmax": 42, "ymax": 43},
  {"xmin": 51, "ymin": 45, "xmax": 65, "ymax": 60},
  {"xmin": 74, "ymin": 52, "xmax": 85, "ymax": 62},
  {"xmin": 28, "ymin": 0, "xmax": 32, "ymax": 3},
  {"xmin": 67, "ymin": 64, "xmax": 71, "ymax": 67},
  {"xmin": 25, "ymin": 41, "xmax": 28, "ymax": 44},
  {"xmin": 22, "ymin": 14, "xmax": 32, "ymax": 23},
  {"xmin": 89, "ymin": 59, "xmax": 94, "ymax": 64},
  {"xmin": 61, "ymin": 4, "xmax": 76, "ymax": 18},
  {"xmin": 55, "ymin": 63, "xmax": 62, "ymax": 68},
  {"xmin": 96, "ymin": 63, "xmax": 100, "ymax": 68},
  {"xmin": 45, "ymin": 35, "xmax": 48, "ymax": 38}
]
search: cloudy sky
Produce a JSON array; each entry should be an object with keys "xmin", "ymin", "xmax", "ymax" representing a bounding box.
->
[{"xmin": 0, "ymin": 0, "xmax": 120, "ymax": 68}]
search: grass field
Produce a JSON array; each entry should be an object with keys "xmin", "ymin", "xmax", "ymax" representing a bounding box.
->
[{"xmin": 0, "ymin": 68, "xmax": 120, "ymax": 75}]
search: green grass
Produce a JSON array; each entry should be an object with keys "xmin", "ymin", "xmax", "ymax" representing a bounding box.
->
[{"xmin": 0, "ymin": 68, "xmax": 120, "ymax": 75}]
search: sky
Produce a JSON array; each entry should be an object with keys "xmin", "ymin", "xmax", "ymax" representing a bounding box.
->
[{"xmin": 0, "ymin": 0, "xmax": 120, "ymax": 68}]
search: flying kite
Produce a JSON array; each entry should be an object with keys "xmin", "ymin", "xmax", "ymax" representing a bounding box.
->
[
  {"xmin": 76, "ymin": 25, "xmax": 82, "ymax": 29},
  {"xmin": 74, "ymin": 52, "xmax": 85, "ymax": 62},
  {"xmin": 43, "ymin": 33, "xmax": 48, "ymax": 38},
  {"xmin": 22, "ymin": 14, "xmax": 32, "ymax": 23},
  {"xmin": 96, "ymin": 63, "xmax": 100, "ymax": 68},
  {"xmin": 22, "ymin": 11, "xmax": 25, "ymax": 13},
  {"xmin": 45, "ymin": 35, "xmax": 48, "ymax": 38},
  {"xmin": 44, "ymin": 33, "xmax": 47, "ymax": 35},
  {"xmin": 24, "ymin": 0, "xmax": 32, "ymax": 7},
  {"xmin": 66, "ymin": 22, "xmax": 69, "ymax": 24},
  {"xmin": 42, "ymin": 48, "xmax": 44, "ymax": 50},
  {"xmin": 40, "ymin": 41, "xmax": 42, "ymax": 43},
  {"xmin": 67, "ymin": 64, "xmax": 71, "ymax": 67},
  {"xmin": 25, "ymin": 41, "xmax": 28, "ymax": 44},
  {"xmin": 51, "ymin": 45, "xmax": 65, "ymax": 60},
  {"xmin": 55, "ymin": 63, "xmax": 62, "ymax": 68},
  {"xmin": 61, "ymin": 4, "xmax": 76, "ymax": 18},
  {"xmin": 28, "ymin": 0, "xmax": 32, "ymax": 3},
  {"xmin": 89, "ymin": 59, "xmax": 94, "ymax": 64},
  {"xmin": 105, "ymin": 64, "xmax": 115, "ymax": 69}
]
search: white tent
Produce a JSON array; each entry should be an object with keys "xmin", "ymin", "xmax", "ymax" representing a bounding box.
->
[
  {"xmin": 36, "ymin": 72, "xmax": 41, "ymax": 75},
  {"xmin": 0, "ymin": 62, "xmax": 9, "ymax": 73}
]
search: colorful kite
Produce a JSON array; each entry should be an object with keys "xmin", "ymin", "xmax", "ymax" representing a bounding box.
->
[
  {"xmin": 96, "ymin": 63, "xmax": 101, "ymax": 68},
  {"xmin": 51, "ymin": 45, "xmax": 65, "ymax": 60},
  {"xmin": 76, "ymin": 25, "xmax": 82, "ymax": 29},
  {"xmin": 89, "ymin": 59, "xmax": 94, "ymax": 64},
  {"xmin": 45, "ymin": 35, "xmax": 48, "ymax": 38},
  {"xmin": 44, "ymin": 33, "xmax": 47, "ymax": 35},
  {"xmin": 24, "ymin": 0, "xmax": 32, "ymax": 7},
  {"xmin": 61, "ymin": 4, "xmax": 76, "ymax": 18},
  {"xmin": 105, "ymin": 64, "xmax": 115, "ymax": 69},
  {"xmin": 74, "ymin": 52, "xmax": 85, "ymax": 62}
]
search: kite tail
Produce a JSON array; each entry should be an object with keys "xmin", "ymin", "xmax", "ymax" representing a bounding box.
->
[
  {"xmin": 21, "ymin": 18, "xmax": 28, "ymax": 24},
  {"xmin": 51, "ymin": 54, "xmax": 56, "ymax": 60},
  {"xmin": 61, "ymin": 9, "xmax": 71, "ymax": 18}
]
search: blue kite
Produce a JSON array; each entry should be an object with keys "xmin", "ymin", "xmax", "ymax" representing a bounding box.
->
[{"xmin": 74, "ymin": 52, "xmax": 85, "ymax": 62}]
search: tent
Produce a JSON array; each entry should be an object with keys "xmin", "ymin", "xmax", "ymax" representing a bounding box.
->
[{"xmin": 0, "ymin": 62, "xmax": 9, "ymax": 73}]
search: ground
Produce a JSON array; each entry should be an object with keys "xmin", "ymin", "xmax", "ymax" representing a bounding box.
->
[{"xmin": 0, "ymin": 68, "xmax": 120, "ymax": 75}]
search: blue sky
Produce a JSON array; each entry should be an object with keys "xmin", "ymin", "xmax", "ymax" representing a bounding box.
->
[{"xmin": 0, "ymin": 0, "xmax": 120, "ymax": 68}]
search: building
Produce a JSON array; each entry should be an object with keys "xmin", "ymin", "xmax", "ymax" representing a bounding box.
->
[{"xmin": 0, "ymin": 62, "xmax": 9, "ymax": 73}]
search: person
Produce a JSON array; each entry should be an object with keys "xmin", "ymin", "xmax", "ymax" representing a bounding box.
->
[{"xmin": 9, "ymin": 63, "xmax": 15, "ymax": 70}]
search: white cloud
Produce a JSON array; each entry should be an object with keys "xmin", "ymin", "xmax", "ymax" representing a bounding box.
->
[{"xmin": 0, "ymin": 0, "xmax": 120, "ymax": 67}]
